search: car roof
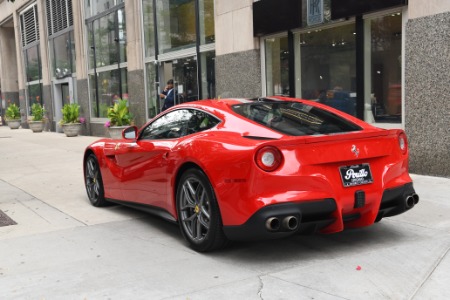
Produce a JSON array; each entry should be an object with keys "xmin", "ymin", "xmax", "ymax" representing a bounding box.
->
[
  {"xmin": 175, "ymin": 97, "xmax": 295, "ymax": 112},
  {"xmin": 158, "ymin": 97, "xmax": 375, "ymax": 138}
]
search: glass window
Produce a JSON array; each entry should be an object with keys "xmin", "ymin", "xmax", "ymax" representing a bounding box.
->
[
  {"xmin": 231, "ymin": 101, "xmax": 361, "ymax": 136},
  {"xmin": 25, "ymin": 46, "xmax": 41, "ymax": 82},
  {"xmin": 117, "ymin": 8, "xmax": 127, "ymax": 63},
  {"xmin": 265, "ymin": 36, "xmax": 289, "ymax": 96},
  {"xmin": 90, "ymin": 68, "xmax": 128, "ymax": 118},
  {"xmin": 85, "ymin": 0, "xmax": 124, "ymax": 18},
  {"xmin": 156, "ymin": 0, "xmax": 196, "ymax": 54},
  {"xmin": 92, "ymin": 13, "xmax": 119, "ymax": 67},
  {"xmin": 142, "ymin": 0, "xmax": 156, "ymax": 57},
  {"xmin": 369, "ymin": 13, "xmax": 402, "ymax": 123},
  {"xmin": 146, "ymin": 63, "xmax": 159, "ymax": 118},
  {"xmin": 199, "ymin": 0, "xmax": 214, "ymax": 44},
  {"xmin": 140, "ymin": 109, "xmax": 191, "ymax": 139},
  {"xmin": 200, "ymin": 51, "xmax": 216, "ymax": 99},
  {"xmin": 88, "ymin": 9, "xmax": 126, "ymax": 69},
  {"xmin": 299, "ymin": 23, "xmax": 356, "ymax": 116},
  {"xmin": 140, "ymin": 109, "xmax": 219, "ymax": 139},
  {"xmin": 51, "ymin": 31, "xmax": 75, "ymax": 78},
  {"xmin": 27, "ymin": 84, "xmax": 43, "ymax": 114},
  {"xmin": 87, "ymin": 6, "xmax": 127, "ymax": 118}
]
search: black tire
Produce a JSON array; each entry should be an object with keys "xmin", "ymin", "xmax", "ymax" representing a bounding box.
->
[
  {"xmin": 84, "ymin": 154, "xmax": 108, "ymax": 207},
  {"xmin": 176, "ymin": 168, "xmax": 229, "ymax": 252}
]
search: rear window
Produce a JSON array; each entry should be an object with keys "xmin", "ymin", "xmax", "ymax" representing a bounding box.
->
[{"xmin": 231, "ymin": 101, "xmax": 362, "ymax": 136}]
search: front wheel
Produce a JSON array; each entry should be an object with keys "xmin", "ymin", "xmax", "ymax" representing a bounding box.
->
[
  {"xmin": 176, "ymin": 169, "xmax": 228, "ymax": 252},
  {"xmin": 84, "ymin": 154, "xmax": 108, "ymax": 207}
]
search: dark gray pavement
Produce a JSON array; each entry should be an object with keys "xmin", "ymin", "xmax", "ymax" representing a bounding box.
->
[{"xmin": 1, "ymin": 126, "xmax": 449, "ymax": 299}]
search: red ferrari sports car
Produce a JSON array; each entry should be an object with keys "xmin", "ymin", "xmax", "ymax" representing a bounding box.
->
[{"xmin": 84, "ymin": 97, "xmax": 419, "ymax": 252}]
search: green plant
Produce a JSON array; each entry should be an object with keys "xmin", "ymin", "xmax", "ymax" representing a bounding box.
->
[
  {"xmin": 5, "ymin": 103, "xmax": 20, "ymax": 120},
  {"xmin": 107, "ymin": 99, "xmax": 132, "ymax": 126},
  {"xmin": 31, "ymin": 103, "xmax": 45, "ymax": 121},
  {"xmin": 60, "ymin": 103, "xmax": 80, "ymax": 124}
]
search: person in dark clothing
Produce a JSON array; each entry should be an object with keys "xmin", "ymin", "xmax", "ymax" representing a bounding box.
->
[{"xmin": 160, "ymin": 79, "xmax": 175, "ymax": 111}]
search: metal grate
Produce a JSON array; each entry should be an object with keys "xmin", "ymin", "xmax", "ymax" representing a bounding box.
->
[
  {"xmin": 46, "ymin": 0, "xmax": 73, "ymax": 37},
  {"xmin": 0, "ymin": 210, "xmax": 17, "ymax": 227},
  {"xmin": 20, "ymin": 4, "xmax": 40, "ymax": 47}
]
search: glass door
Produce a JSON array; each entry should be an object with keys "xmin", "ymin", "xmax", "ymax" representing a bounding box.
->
[
  {"xmin": 160, "ymin": 56, "xmax": 198, "ymax": 107},
  {"xmin": 173, "ymin": 57, "xmax": 198, "ymax": 103}
]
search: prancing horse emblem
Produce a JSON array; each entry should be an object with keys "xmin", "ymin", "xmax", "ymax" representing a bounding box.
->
[{"xmin": 351, "ymin": 145, "xmax": 359, "ymax": 157}]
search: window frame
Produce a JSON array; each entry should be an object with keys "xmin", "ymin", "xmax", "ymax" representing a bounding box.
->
[
  {"xmin": 85, "ymin": 2, "xmax": 127, "ymax": 120},
  {"xmin": 139, "ymin": 108, "xmax": 221, "ymax": 140}
]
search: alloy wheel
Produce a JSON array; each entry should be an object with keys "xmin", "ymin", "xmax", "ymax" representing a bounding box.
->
[
  {"xmin": 179, "ymin": 177, "xmax": 212, "ymax": 242},
  {"xmin": 84, "ymin": 154, "xmax": 106, "ymax": 206}
]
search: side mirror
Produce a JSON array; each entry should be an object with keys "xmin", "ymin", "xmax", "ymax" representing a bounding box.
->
[{"xmin": 123, "ymin": 126, "xmax": 138, "ymax": 139}]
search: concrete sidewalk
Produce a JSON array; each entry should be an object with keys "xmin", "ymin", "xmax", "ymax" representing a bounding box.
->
[{"xmin": 0, "ymin": 125, "xmax": 449, "ymax": 299}]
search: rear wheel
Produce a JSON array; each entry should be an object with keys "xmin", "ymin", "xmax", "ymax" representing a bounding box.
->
[
  {"xmin": 84, "ymin": 154, "xmax": 108, "ymax": 207},
  {"xmin": 176, "ymin": 169, "xmax": 228, "ymax": 252}
]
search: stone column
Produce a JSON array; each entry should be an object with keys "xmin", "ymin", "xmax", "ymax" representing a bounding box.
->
[
  {"xmin": 125, "ymin": 0, "xmax": 146, "ymax": 127},
  {"xmin": 72, "ymin": 0, "xmax": 91, "ymax": 135},
  {"xmin": 36, "ymin": 0, "xmax": 53, "ymax": 131},
  {"xmin": 0, "ymin": 23, "xmax": 19, "ymax": 125},
  {"xmin": 214, "ymin": 0, "xmax": 261, "ymax": 98}
]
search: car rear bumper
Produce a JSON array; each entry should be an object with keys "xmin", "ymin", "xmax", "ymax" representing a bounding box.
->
[
  {"xmin": 222, "ymin": 183, "xmax": 418, "ymax": 241},
  {"xmin": 376, "ymin": 182, "xmax": 418, "ymax": 221},
  {"xmin": 222, "ymin": 198, "xmax": 337, "ymax": 241}
]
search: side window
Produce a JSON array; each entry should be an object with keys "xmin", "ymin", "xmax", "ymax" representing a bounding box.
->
[
  {"xmin": 188, "ymin": 110, "xmax": 220, "ymax": 134},
  {"xmin": 140, "ymin": 110, "xmax": 193, "ymax": 140},
  {"xmin": 139, "ymin": 109, "xmax": 221, "ymax": 140}
]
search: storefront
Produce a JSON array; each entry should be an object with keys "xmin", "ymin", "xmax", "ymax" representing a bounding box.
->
[
  {"xmin": 142, "ymin": 0, "xmax": 215, "ymax": 119},
  {"xmin": 0, "ymin": 0, "xmax": 447, "ymax": 177},
  {"xmin": 254, "ymin": 0, "xmax": 407, "ymax": 126}
]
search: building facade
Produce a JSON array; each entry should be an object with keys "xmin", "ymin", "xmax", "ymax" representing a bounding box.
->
[{"xmin": 0, "ymin": 0, "xmax": 448, "ymax": 177}]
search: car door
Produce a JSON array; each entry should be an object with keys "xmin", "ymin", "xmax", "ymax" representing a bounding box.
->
[{"xmin": 108, "ymin": 109, "xmax": 195, "ymax": 212}]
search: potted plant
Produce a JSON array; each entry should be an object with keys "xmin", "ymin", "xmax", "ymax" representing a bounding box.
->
[
  {"xmin": 5, "ymin": 103, "xmax": 21, "ymax": 129},
  {"xmin": 105, "ymin": 98, "xmax": 132, "ymax": 139},
  {"xmin": 59, "ymin": 103, "xmax": 84, "ymax": 137},
  {"xmin": 28, "ymin": 103, "xmax": 45, "ymax": 133}
]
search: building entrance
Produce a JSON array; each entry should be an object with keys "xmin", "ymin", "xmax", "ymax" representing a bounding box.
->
[
  {"xmin": 160, "ymin": 56, "xmax": 198, "ymax": 107},
  {"xmin": 53, "ymin": 81, "xmax": 72, "ymax": 132}
]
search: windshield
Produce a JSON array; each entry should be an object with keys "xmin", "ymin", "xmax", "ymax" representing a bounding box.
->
[{"xmin": 231, "ymin": 101, "xmax": 362, "ymax": 136}]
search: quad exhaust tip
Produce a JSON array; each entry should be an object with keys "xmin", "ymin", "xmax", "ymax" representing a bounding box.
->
[
  {"xmin": 283, "ymin": 216, "xmax": 299, "ymax": 231},
  {"xmin": 266, "ymin": 217, "xmax": 280, "ymax": 231},
  {"xmin": 405, "ymin": 193, "xmax": 419, "ymax": 208},
  {"xmin": 266, "ymin": 216, "xmax": 298, "ymax": 232}
]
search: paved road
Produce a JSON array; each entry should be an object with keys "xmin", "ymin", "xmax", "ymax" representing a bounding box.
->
[{"xmin": 0, "ymin": 126, "xmax": 449, "ymax": 299}]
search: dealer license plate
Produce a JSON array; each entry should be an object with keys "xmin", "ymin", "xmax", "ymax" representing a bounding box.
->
[{"xmin": 339, "ymin": 164, "xmax": 373, "ymax": 187}]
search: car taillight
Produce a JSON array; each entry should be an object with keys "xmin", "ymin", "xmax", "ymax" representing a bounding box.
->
[
  {"xmin": 255, "ymin": 146, "xmax": 283, "ymax": 172},
  {"xmin": 398, "ymin": 132, "xmax": 408, "ymax": 154}
]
